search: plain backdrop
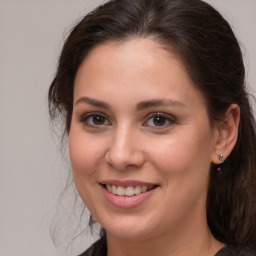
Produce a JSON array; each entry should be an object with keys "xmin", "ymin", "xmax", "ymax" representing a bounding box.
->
[{"xmin": 0, "ymin": 0, "xmax": 255, "ymax": 255}]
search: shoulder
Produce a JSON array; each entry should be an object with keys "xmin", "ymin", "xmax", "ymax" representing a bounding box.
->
[
  {"xmin": 78, "ymin": 237, "xmax": 107, "ymax": 256},
  {"xmin": 215, "ymin": 245, "xmax": 256, "ymax": 256}
]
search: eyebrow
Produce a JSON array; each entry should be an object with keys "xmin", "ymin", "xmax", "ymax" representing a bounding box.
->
[
  {"xmin": 136, "ymin": 99, "xmax": 186, "ymax": 110},
  {"xmin": 75, "ymin": 97, "xmax": 186, "ymax": 110},
  {"xmin": 75, "ymin": 97, "xmax": 111, "ymax": 109}
]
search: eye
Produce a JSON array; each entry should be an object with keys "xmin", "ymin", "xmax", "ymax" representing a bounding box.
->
[
  {"xmin": 143, "ymin": 113, "xmax": 176, "ymax": 128},
  {"xmin": 80, "ymin": 112, "xmax": 111, "ymax": 127}
]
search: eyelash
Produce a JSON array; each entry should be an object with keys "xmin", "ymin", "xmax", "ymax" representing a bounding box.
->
[
  {"xmin": 79, "ymin": 112, "xmax": 176, "ymax": 128},
  {"xmin": 143, "ymin": 112, "xmax": 177, "ymax": 128},
  {"xmin": 80, "ymin": 112, "xmax": 111, "ymax": 127}
]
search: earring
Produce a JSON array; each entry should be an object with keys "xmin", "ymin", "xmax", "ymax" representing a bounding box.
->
[
  {"xmin": 217, "ymin": 165, "xmax": 222, "ymax": 181},
  {"xmin": 218, "ymin": 154, "xmax": 224, "ymax": 162},
  {"xmin": 217, "ymin": 154, "xmax": 224, "ymax": 181}
]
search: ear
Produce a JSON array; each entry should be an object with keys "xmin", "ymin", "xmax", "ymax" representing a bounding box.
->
[{"xmin": 211, "ymin": 104, "xmax": 240, "ymax": 164}]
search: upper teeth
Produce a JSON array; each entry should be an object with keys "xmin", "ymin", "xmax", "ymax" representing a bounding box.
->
[{"xmin": 106, "ymin": 185, "xmax": 153, "ymax": 196}]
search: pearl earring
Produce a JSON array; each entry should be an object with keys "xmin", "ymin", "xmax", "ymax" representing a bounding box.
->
[{"xmin": 218, "ymin": 154, "xmax": 224, "ymax": 162}]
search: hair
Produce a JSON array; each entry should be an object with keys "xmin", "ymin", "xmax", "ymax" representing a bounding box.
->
[{"xmin": 49, "ymin": 0, "xmax": 256, "ymax": 247}]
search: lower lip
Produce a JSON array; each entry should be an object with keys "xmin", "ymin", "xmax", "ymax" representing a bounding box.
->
[{"xmin": 102, "ymin": 186, "xmax": 157, "ymax": 208}]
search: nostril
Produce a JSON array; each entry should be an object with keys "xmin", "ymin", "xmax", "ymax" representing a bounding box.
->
[{"xmin": 105, "ymin": 149, "xmax": 145, "ymax": 171}]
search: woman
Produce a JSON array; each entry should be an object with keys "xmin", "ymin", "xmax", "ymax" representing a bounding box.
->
[{"xmin": 49, "ymin": 0, "xmax": 256, "ymax": 255}]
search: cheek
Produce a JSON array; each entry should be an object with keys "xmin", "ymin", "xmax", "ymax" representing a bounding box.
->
[
  {"xmin": 69, "ymin": 132, "xmax": 104, "ymax": 203},
  {"xmin": 69, "ymin": 134, "xmax": 89, "ymax": 174},
  {"xmin": 150, "ymin": 128, "xmax": 213, "ymax": 180},
  {"xmin": 69, "ymin": 130, "xmax": 104, "ymax": 175},
  {"xmin": 68, "ymin": 131, "xmax": 103, "ymax": 207},
  {"xmin": 149, "ymin": 131, "xmax": 213, "ymax": 222}
]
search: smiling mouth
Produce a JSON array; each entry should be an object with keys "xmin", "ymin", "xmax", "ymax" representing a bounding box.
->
[{"xmin": 100, "ymin": 184, "xmax": 159, "ymax": 197}]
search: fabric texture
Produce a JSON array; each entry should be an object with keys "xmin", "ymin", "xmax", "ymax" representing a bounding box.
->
[
  {"xmin": 215, "ymin": 245, "xmax": 256, "ymax": 256},
  {"xmin": 78, "ymin": 237, "xmax": 107, "ymax": 256},
  {"xmin": 79, "ymin": 237, "xmax": 256, "ymax": 256}
]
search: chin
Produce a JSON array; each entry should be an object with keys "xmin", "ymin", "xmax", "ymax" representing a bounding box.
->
[
  {"xmin": 106, "ymin": 228, "xmax": 151, "ymax": 241},
  {"xmin": 101, "ymin": 217, "xmax": 157, "ymax": 241}
]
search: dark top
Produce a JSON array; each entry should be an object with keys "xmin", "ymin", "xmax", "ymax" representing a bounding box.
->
[{"xmin": 79, "ymin": 238, "xmax": 256, "ymax": 256}]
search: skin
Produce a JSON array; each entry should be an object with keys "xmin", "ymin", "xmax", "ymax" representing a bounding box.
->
[{"xmin": 69, "ymin": 38, "xmax": 239, "ymax": 256}]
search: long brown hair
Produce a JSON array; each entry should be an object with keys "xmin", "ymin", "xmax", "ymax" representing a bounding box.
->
[{"xmin": 49, "ymin": 0, "xmax": 256, "ymax": 246}]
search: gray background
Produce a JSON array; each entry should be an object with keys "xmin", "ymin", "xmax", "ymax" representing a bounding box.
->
[{"xmin": 0, "ymin": 0, "xmax": 255, "ymax": 255}]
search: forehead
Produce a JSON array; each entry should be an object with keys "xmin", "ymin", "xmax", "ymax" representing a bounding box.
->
[
  {"xmin": 74, "ymin": 38, "xmax": 206, "ymax": 109},
  {"xmin": 80, "ymin": 38, "xmax": 184, "ymax": 75}
]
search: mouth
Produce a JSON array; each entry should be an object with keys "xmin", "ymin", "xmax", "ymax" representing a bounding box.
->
[{"xmin": 100, "ymin": 182, "xmax": 159, "ymax": 197}]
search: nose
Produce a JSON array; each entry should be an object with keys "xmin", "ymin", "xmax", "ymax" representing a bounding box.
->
[{"xmin": 105, "ymin": 125, "xmax": 145, "ymax": 171}]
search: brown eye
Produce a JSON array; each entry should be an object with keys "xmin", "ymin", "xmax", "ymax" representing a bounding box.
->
[
  {"xmin": 80, "ymin": 112, "xmax": 111, "ymax": 127},
  {"xmin": 93, "ymin": 115, "xmax": 106, "ymax": 125},
  {"xmin": 153, "ymin": 116, "xmax": 167, "ymax": 126},
  {"xmin": 143, "ymin": 113, "xmax": 176, "ymax": 128}
]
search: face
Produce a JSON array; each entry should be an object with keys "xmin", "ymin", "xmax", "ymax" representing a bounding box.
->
[{"xmin": 69, "ymin": 39, "xmax": 218, "ymax": 242}]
